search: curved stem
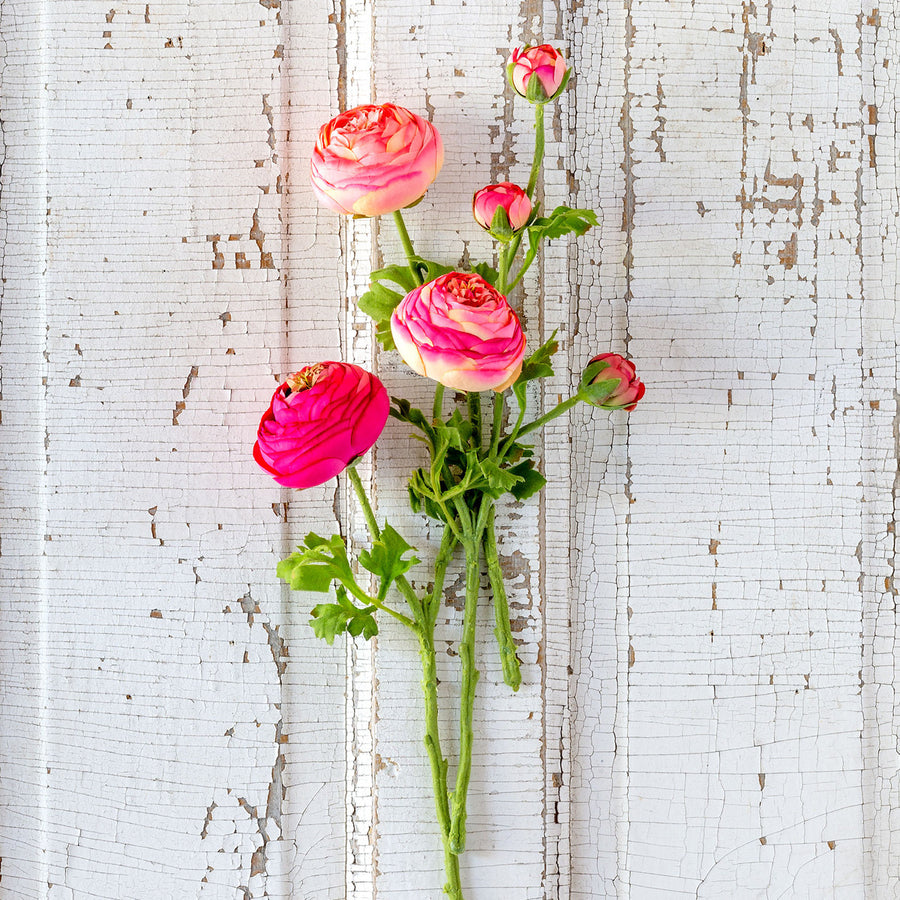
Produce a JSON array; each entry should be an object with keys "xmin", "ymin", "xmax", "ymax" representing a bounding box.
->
[
  {"xmin": 515, "ymin": 394, "xmax": 581, "ymax": 441},
  {"xmin": 525, "ymin": 103, "xmax": 545, "ymax": 199},
  {"xmin": 483, "ymin": 504, "xmax": 521, "ymax": 690},
  {"xmin": 392, "ymin": 209, "xmax": 424, "ymax": 286},
  {"xmin": 449, "ymin": 530, "xmax": 482, "ymax": 854},
  {"xmin": 348, "ymin": 465, "xmax": 463, "ymax": 895}
]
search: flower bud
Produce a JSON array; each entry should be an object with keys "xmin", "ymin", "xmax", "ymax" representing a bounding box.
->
[
  {"xmin": 580, "ymin": 353, "xmax": 645, "ymax": 411},
  {"xmin": 507, "ymin": 45, "xmax": 570, "ymax": 104},
  {"xmin": 473, "ymin": 183, "xmax": 533, "ymax": 241}
]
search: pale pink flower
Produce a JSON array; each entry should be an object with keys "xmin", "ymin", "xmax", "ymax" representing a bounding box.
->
[
  {"xmin": 310, "ymin": 103, "xmax": 443, "ymax": 217},
  {"xmin": 391, "ymin": 273, "xmax": 526, "ymax": 393}
]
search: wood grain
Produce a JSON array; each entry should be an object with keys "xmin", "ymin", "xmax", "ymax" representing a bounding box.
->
[{"xmin": 0, "ymin": 1, "xmax": 896, "ymax": 898}]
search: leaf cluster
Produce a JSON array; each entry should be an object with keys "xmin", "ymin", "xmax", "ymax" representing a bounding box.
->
[{"xmin": 277, "ymin": 528, "xmax": 418, "ymax": 644}]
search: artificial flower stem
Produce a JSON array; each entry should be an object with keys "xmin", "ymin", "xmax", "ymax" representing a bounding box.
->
[
  {"xmin": 433, "ymin": 383, "xmax": 445, "ymax": 424},
  {"xmin": 416, "ymin": 591, "xmax": 465, "ymax": 900},
  {"xmin": 468, "ymin": 392, "xmax": 483, "ymax": 449},
  {"xmin": 490, "ymin": 392, "xmax": 505, "ymax": 457},
  {"xmin": 483, "ymin": 504, "xmax": 521, "ymax": 691},
  {"xmin": 347, "ymin": 464, "xmax": 422, "ymax": 624},
  {"xmin": 516, "ymin": 394, "xmax": 582, "ymax": 440},
  {"xmin": 525, "ymin": 102, "xmax": 545, "ymax": 199},
  {"xmin": 505, "ymin": 242, "xmax": 538, "ymax": 293},
  {"xmin": 392, "ymin": 209, "xmax": 424, "ymax": 286},
  {"xmin": 497, "ymin": 244, "xmax": 510, "ymax": 294},
  {"xmin": 449, "ymin": 528, "xmax": 482, "ymax": 855}
]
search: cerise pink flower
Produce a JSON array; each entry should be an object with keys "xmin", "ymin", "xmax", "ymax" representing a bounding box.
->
[
  {"xmin": 391, "ymin": 273, "xmax": 526, "ymax": 393},
  {"xmin": 507, "ymin": 45, "xmax": 570, "ymax": 103},
  {"xmin": 310, "ymin": 103, "xmax": 443, "ymax": 217},
  {"xmin": 253, "ymin": 362, "xmax": 389, "ymax": 489},
  {"xmin": 473, "ymin": 183, "xmax": 532, "ymax": 239},
  {"xmin": 582, "ymin": 353, "xmax": 645, "ymax": 411}
]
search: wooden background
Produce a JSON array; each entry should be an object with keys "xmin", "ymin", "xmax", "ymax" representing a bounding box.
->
[{"xmin": 1, "ymin": 0, "xmax": 897, "ymax": 897}]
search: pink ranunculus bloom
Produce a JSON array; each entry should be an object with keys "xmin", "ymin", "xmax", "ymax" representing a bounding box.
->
[
  {"xmin": 310, "ymin": 103, "xmax": 444, "ymax": 218},
  {"xmin": 584, "ymin": 353, "xmax": 645, "ymax": 411},
  {"xmin": 253, "ymin": 362, "xmax": 389, "ymax": 489},
  {"xmin": 473, "ymin": 183, "xmax": 533, "ymax": 238},
  {"xmin": 507, "ymin": 45, "xmax": 569, "ymax": 103},
  {"xmin": 391, "ymin": 272, "xmax": 526, "ymax": 393}
]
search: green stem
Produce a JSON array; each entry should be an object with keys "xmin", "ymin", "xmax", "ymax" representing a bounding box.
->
[
  {"xmin": 347, "ymin": 464, "xmax": 422, "ymax": 624},
  {"xmin": 449, "ymin": 529, "xmax": 482, "ymax": 854},
  {"xmin": 468, "ymin": 392, "xmax": 483, "ymax": 450},
  {"xmin": 392, "ymin": 209, "xmax": 424, "ymax": 286},
  {"xmin": 490, "ymin": 392, "xmax": 505, "ymax": 457},
  {"xmin": 515, "ymin": 394, "xmax": 581, "ymax": 441},
  {"xmin": 483, "ymin": 504, "xmax": 521, "ymax": 691},
  {"xmin": 497, "ymin": 245, "xmax": 510, "ymax": 294},
  {"xmin": 433, "ymin": 383, "xmax": 445, "ymax": 424},
  {"xmin": 525, "ymin": 103, "xmax": 545, "ymax": 199},
  {"xmin": 417, "ymin": 563, "xmax": 464, "ymax": 899},
  {"xmin": 349, "ymin": 466, "xmax": 463, "ymax": 896},
  {"xmin": 505, "ymin": 242, "xmax": 538, "ymax": 293}
]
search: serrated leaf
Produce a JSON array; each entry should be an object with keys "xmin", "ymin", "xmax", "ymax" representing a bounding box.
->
[
  {"xmin": 359, "ymin": 523, "xmax": 420, "ymax": 596},
  {"xmin": 390, "ymin": 397, "xmax": 431, "ymax": 433},
  {"xmin": 310, "ymin": 588, "xmax": 379, "ymax": 645},
  {"xmin": 358, "ymin": 281, "xmax": 404, "ymax": 321},
  {"xmin": 527, "ymin": 206, "xmax": 598, "ymax": 249},
  {"xmin": 471, "ymin": 262, "xmax": 499, "ymax": 285},
  {"xmin": 279, "ymin": 533, "xmax": 359, "ymax": 595},
  {"xmin": 370, "ymin": 263, "xmax": 419, "ymax": 293},
  {"xmin": 507, "ymin": 460, "xmax": 547, "ymax": 501},
  {"xmin": 512, "ymin": 330, "xmax": 560, "ymax": 410},
  {"xmin": 476, "ymin": 458, "xmax": 523, "ymax": 499}
]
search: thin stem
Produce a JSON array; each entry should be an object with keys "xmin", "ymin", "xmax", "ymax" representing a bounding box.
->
[
  {"xmin": 349, "ymin": 467, "xmax": 462, "ymax": 895},
  {"xmin": 417, "ymin": 586, "xmax": 464, "ymax": 899},
  {"xmin": 525, "ymin": 103, "xmax": 545, "ymax": 199},
  {"xmin": 497, "ymin": 244, "xmax": 510, "ymax": 294},
  {"xmin": 392, "ymin": 209, "xmax": 423, "ymax": 286},
  {"xmin": 467, "ymin": 392, "xmax": 483, "ymax": 450},
  {"xmin": 490, "ymin": 392, "xmax": 505, "ymax": 457},
  {"xmin": 505, "ymin": 242, "xmax": 538, "ymax": 293},
  {"xmin": 483, "ymin": 504, "xmax": 521, "ymax": 691},
  {"xmin": 515, "ymin": 394, "xmax": 581, "ymax": 441},
  {"xmin": 433, "ymin": 383, "xmax": 445, "ymax": 423},
  {"xmin": 348, "ymin": 464, "xmax": 422, "ymax": 623},
  {"xmin": 449, "ymin": 530, "xmax": 482, "ymax": 854},
  {"xmin": 429, "ymin": 526, "xmax": 458, "ymax": 629}
]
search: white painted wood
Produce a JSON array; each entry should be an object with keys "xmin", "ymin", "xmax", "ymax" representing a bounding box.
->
[{"xmin": 1, "ymin": 1, "xmax": 896, "ymax": 898}]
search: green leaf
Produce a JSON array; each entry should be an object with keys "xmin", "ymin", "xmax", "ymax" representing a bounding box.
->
[
  {"xmin": 512, "ymin": 330, "xmax": 560, "ymax": 411},
  {"xmin": 359, "ymin": 523, "xmax": 420, "ymax": 596},
  {"xmin": 310, "ymin": 587, "xmax": 378, "ymax": 645},
  {"xmin": 475, "ymin": 458, "xmax": 523, "ymax": 499},
  {"xmin": 527, "ymin": 206, "xmax": 598, "ymax": 252},
  {"xmin": 369, "ymin": 263, "xmax": 419, "ymax": 293},
  {"xmin": 357, "ymin": 281, "xmax": 404, "ymax": 322},
  {"xmin": 471, "ymin": 262, "xmax": 499, "ymax": 285},
  {"xmin": 507, "ymin": 460, "xmax": 547, "ymax": 501},
  {"xmin": 390, "ymin": 397, "xmax": 431, "ymax": 434},
  {"xmin": 277, "ymin": 533, "xmax": 359, "ymax": 595}
]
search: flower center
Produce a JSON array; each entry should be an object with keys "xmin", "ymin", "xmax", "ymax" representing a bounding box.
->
[{"xmin": 287, "ymin": 364, "xmax": 326, "ymax": 394}]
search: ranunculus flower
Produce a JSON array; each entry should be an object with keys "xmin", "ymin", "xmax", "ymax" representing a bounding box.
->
[
  {"xmin": 581, "ymin": 353, "xmax": 645, "ymax": 411},
  {"xmin": 253, "ymin": 362, "xmax": 389, "ymax": 489},
  {"xmin": 310, "ymin": 103, "xmax": 443, "ymax": 217},
  {"xmin": 507, "ymin": 45, "xmax": 570, "ymax": 103},
  {"xmin": 473, "ymin": 182, "xmax": 533, "ymax": 240},
  {"xmin": 391, "ymin": 272, "xmax": 526, "ymax": 393}
]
